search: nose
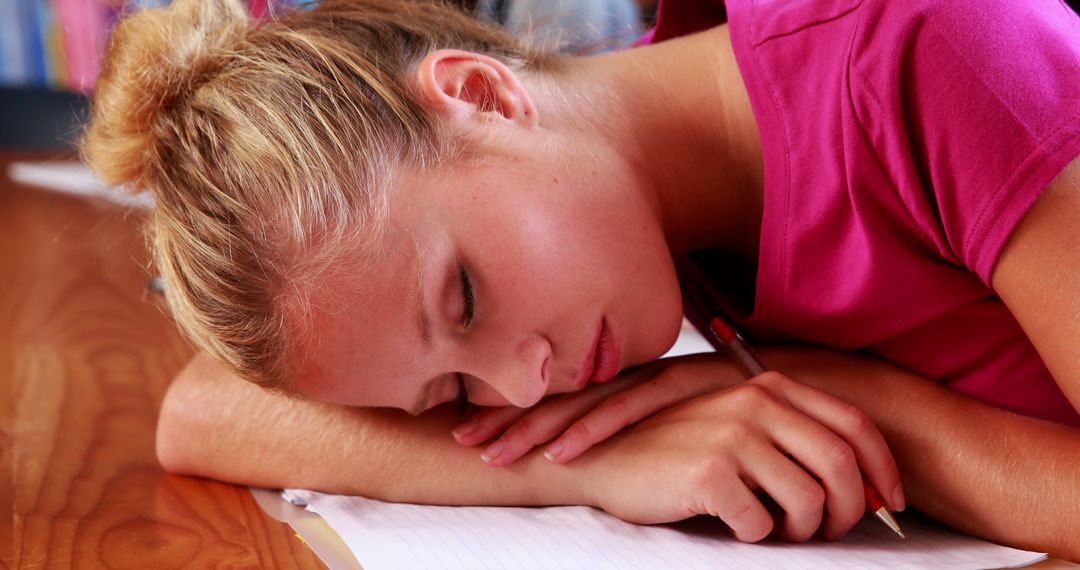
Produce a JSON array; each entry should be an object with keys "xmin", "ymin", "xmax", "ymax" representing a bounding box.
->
[{"xmin": 469, "ymin": 333, "xmax": 551, "ymax": 408}]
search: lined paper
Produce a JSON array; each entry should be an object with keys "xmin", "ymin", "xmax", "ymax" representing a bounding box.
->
[{"xmin": 284, "ymin": 489, "xmax": 1047, "ymax": 570}]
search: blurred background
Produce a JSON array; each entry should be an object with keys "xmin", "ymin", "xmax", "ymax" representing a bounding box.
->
[
  {"xmin": 3, "ymin": 0, "xmax": 1076, "ymax": 152},
  {"xmin": 0, "ymin": 0, "xmax": 657, "ymax": 151}
]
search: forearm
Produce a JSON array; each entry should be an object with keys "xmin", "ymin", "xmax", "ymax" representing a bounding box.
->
[
  {"xmin": 156, "ymin": 353, "xmax": 587, "ymax": 507},
  {"xmin": 764, "ymin": 347, "xmax": 1080, "ymax": 560},
  {"xmin": 161, "ymin": 349, "xmax": 1080, "ymax": 557}
]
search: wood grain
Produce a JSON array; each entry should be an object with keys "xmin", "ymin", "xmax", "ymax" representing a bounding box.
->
[
  {"xmin": 3, "ymin": 152, "xmax": 325, "ymax": 569},
  {"xmin": 3, "ymin": 152, "xmax": 1075, "ymax": 570}
]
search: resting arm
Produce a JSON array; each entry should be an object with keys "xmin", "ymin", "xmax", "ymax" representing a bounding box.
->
[
  {"xmin": 160, "ymin": 347, "xmax": 1080, "ymax": 559},
  {"xmin": 780, "ymin": 157, "xmax": 1080, "ymax": 558},
  {"xmin": 773, "ymin": 155, "xmax": 1080, "ymax": 558},
  {"xmin": 760, "ymin": 348, "xmax": 1080, "ymax": 561},
  {"xmin": 992, "ymin": 156, "xmax": 1080, "ymax": 411},
  {"xmin": 156, "ymin": 352, "xmax": 590, "ymax": 506}
]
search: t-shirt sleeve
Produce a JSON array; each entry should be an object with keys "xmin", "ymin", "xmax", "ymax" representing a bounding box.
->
[{"xmin": 883, "ymin": 0, "xmax": 1080, "ymax": 285}]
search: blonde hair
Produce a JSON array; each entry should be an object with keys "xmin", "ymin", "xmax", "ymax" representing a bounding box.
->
[{"xmin": 81, "ymin": 0, "xmax": 559, "ymax": 391}]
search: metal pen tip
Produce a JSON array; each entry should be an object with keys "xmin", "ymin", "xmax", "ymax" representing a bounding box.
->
[{"xmin": 874, "ymin": 507, "xmax": 906, "ymax": 539}]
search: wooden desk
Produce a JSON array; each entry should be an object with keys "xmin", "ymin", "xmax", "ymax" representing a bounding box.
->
[
  {"xmin": 4, "ymin": 152, "xmax": 1074, "ymax": 569},
  {"xmin": 3, "ymin": 152, "xmax": 324, "ymax": 568}
]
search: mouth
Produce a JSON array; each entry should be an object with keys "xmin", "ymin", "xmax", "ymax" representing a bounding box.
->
[{"xmin": 575, "ymin": 317, "xmax": 621, "ymax": 389}]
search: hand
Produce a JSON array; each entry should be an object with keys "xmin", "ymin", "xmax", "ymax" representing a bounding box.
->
[
  {"xmin": 573, "ymin": 372, "xmax": 904, "ymax": 542},
  {"xmin": 452, "ymin": 353, "xmax": 745, "ymax": 466}
]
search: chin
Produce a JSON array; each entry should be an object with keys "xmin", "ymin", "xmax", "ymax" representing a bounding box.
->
[
  {"xmin": 630, "ymin": 305, "xmax": 685, "ymax": 368},
  {"xmin": 656, "ymin": 309, "xmax": 686, "ymax": 358}
]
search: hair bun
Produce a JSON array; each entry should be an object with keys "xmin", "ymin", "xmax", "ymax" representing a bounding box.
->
[{"xmin": 82, "ymin": 0, "xmax": 249, "ymax": 190}]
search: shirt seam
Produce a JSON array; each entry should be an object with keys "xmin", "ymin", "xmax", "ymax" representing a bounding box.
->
[
  {"xmin": 968, "ymin": 107, "xmax": 1080, "ymax": 274},
  {"xmin": 749, "ymin": 0, "xmax": 793, "ymax": 322},
  {"xmin": 749, "ymin": 0, "xmax": 863, "ymax": 46}
]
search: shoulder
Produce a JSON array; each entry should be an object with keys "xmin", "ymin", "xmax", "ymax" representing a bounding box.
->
[
  {"xmin": 841, "ymin": 0, "xmax": 1080, "ymax": 280},
  {"xmin": 852, "ymin": 0, "xmax": 1080, "ymax": 80},
  {"xmin": 856, "ymin": 0, "xmax": 1079, "ymax": 33},
  {"xmin": 991, "ymin": 153, "xmax": 1080, "ymax": 410}
]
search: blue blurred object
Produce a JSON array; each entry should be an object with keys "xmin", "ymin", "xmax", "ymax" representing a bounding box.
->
[
  {"xmin": 476, "ymin": 0, "xmax": 642, "ymax": 53},
  {"xmin": 0, "ymin": 0, "xmax": 296, "ymax": 91}
]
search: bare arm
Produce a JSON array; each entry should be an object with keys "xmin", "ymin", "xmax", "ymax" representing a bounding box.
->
[
  {"xmin": 478, "ymin": 346, "xmax": 1080, "ymax": 558},
  {"xmin": 466, "ymin": 157, "xmax": 1080, "ymax": 556},
  {"xmin": 762, "ymin": 159, "xmax": 1080, "ymax": 559},
  {"xmin": 156, "ymin": 352, "xmax": 590, "ymax": 507},
  {"xmin": 760, "ymin": 348, "xmax": 1080, "ymax": 561},
  {"xmin": 993, "ymin": 156, "xmax": 1080, "ymax": 410},
  {"xmin": 160, "ymin": 347, "xmax": 1080, "ymax": 559}
]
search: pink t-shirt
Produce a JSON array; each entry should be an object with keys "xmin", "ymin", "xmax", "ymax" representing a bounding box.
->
[{"xmin": 649, "ymin": 0, "xmax": 1080, "ymax": 426}]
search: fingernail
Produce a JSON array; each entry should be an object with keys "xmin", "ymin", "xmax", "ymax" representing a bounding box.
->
[
  {"xmin": 891, "ymin": 485, "xmax": 906, "ymax": 511},
  {"xmin": 481, "ymin": 440, "xmax": 504, "ymax": 464},
  {"xmin": 543, "ymin": 440, "xmax": 564, "ymax": 462},
  {"xmin": 452, "ymin": 417, "xmax": 478, "ymax": 440}
]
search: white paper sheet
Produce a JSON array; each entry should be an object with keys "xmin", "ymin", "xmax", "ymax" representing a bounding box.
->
[
  {"xmin": 283, "ymin": 489, "xmax": 1047, "ymax": 570},
  {"xmin": 8, "ymin": 161, "xmax": 153, "ymax": 208}
]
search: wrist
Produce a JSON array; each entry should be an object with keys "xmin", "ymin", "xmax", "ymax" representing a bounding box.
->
[
  {"xmin": 515, "ymin": 450, "xmax": 596, "ymax": 507},
  {"xmin": 558, "ymin": 447, "xmax": 612, "ymax": 511}
]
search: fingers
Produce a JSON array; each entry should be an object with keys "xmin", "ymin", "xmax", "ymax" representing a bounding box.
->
[
  {"xmin": 469, "ymin": 395, "xmax": 603, "ymax": 466},
  {"xmin": 454, "ymin": 356, "xmax": 747, "ymax": 467},
  {"xmin": 544, "ymin": 379, "xmax": 669, "ymax": 464},
  {"xmin": 453, "ymin": 373, "xmax": 661, "ymax": 467},
  {"xmin": 768, "ymin": 413, "xmax": 864, "ymax": 540},
  {"xmin": 451, "ymin": 406, "xmax": 526, "ymax": 446},
  {"xmin": 708, "ymin": 383, "xmax": 856, "ymax": 541},
  {"xmin": 689, "ymin": 455, "xmax": 775, "ymax": 542},
  {"xmin": 742, "ymin": 444, "xmax": 825, "ymax": 543},
  {"xmin": 545, "ymin": 368, "xmax": 724, "ymax": 464},
  {"xmin": 698, "ymin": 381, "xmax": 861, "ymax": 541},
  {"xmin": 750, "ymin": 373, "xmax": 903, "ymax": 539},
  {"xmin": 682, "ymin": 408, "xmax": 823, "ymax": 543},
  {"xmin": 761, "ymin": 373, "xmax": 905, "ymax": 513},
  {"xmin": 541, "ymin": 395, "xmax": 636, "ymax": 464}
]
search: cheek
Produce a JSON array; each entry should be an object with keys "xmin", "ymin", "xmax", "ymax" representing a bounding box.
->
[
  {"xmin": 616, "ymin": 226, "xmax": 684, "ymax": 364},
  {"xmin": 639, "ymin": 253, "xmax": 685, "ymax": 360},
  {"xmin": 477, "ymin": 199, "xmax": 589, "ymax": 281},
  {"xmin": 528, "ymin": 196, "xmax": 684, "ymax": 358}
]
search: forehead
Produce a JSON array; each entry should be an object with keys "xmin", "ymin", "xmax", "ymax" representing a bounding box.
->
[
  {"xmin": 290, "ymin": 220, "xmax": 430, "ymax": 405},
  {"xmin": 286, "ymin": 163, "xmax": 493, "ymax": 404}
]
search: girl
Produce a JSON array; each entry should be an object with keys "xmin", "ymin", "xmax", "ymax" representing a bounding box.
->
[{"xmin": 83, "ymin": 0, "xmax": 1080, "ymax": 558}]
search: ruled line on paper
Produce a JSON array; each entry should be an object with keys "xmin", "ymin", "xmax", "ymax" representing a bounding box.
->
[{"xmin": 285, "ymin": 489, "xmax": 1048, "ymax": 570}]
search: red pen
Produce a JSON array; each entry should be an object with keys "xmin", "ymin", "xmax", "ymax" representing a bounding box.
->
[{"xmin": 708, "ymin": 317, "xmax": 906, "ymax": 539}]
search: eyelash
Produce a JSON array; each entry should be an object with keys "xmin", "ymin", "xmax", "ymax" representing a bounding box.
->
[
  {"xmin": 455, "ymin": 373, "xmax": 469, "ymax": 416},
  {"xmin": 455, "ymin": 264, "xmax": 474, "ymax": 416},
  {"xmin": 458, "ymin": 263, "xmax": 474, "ymax": 328}
]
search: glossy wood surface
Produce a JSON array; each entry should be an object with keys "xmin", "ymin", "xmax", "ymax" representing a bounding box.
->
[
  {"xmin": 3, "ymin": 152, "xmax": 324, "ymax": 569},
  {"xmin": 4, "ymin": 152, "xmax": 1077, "ymax": 569}
]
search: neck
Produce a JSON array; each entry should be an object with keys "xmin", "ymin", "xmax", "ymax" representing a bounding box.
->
[{"xmin": 540, "ymin": 26, "xmax": 764, "ymax": 259}]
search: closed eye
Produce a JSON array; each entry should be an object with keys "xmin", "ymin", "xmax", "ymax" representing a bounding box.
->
[{"xmin": 459, "ymin": 263, "xmax": 474, "ymax": 328}]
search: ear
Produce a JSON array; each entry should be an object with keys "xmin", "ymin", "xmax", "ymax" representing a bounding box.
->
[{"xmin": 415, "ymin": 49, "xmax": 538, "ymax": 129}]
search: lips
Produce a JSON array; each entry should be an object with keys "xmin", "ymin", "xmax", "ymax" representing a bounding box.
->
[
  {"xmin": 575, "ymin": 318, "xmax": 620, "ymax": 389},
  {"xmin": 590, "ymin": 318, "xmax": 620, "ymax": 383}
]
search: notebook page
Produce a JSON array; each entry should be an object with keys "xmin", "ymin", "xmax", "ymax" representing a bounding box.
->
[{"xmin": 284, "ymin": 489, "xmax": 1047, "ymax": 570}]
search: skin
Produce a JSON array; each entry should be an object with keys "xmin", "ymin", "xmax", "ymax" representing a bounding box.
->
[
  {"xmin": 286, "ymin": 28, "xmax": 906, "ymax": 539},
  {"xmin": 156, "ymin": 25, "xmax": 1080, "ymax": 557},
  {"xmin": 295, "ymin": 28, "xmax": 761, "ymax": 412},
  {"xmin": 296, "ymin": 79, "xmax": 687, "ymax": 410}
]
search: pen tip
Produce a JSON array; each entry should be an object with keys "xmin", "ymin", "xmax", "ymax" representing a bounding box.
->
[{"xmin": 873, "ymin": 508, "xmax": 906, "ymax": 539}]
